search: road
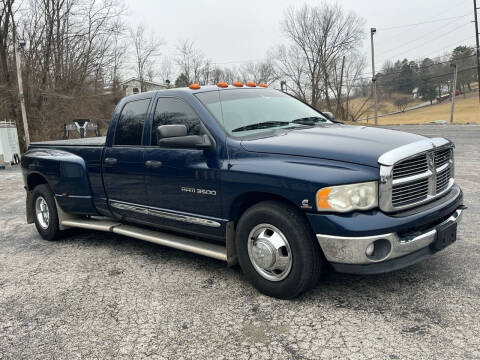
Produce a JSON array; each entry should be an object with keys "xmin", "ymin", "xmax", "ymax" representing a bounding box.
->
[{"xmin": 0, "ymin": 125, "xmax": 479, "ymax": 359}]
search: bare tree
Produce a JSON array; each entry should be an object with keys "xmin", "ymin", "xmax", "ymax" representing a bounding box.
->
[
  {"xmin": 130, "ymin": 24, "xmax": 162, "ymax": 91},
  {"xmin": 175, "ymin": 39, "xmax": 211, "ymax": 84},
  {"xmin": 159, "ymin": 56, "xmax": 172, "ymax": 84},
  {"xmin": 0, "ymin": 0, "xmax": 129, "ymax": 145},
  {"xmin": 276, "ymin": 2, "xmax": 365, "ymax": 109},
  {"xmin": 240, "ymin": 60, "xmax": 277, "ymax": 85}
]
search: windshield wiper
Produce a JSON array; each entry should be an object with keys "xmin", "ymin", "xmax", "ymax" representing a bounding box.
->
[
  {"xmin": 231, "ymin": 121, "xmax": 290, "ymax": 132},
  {"xmin": 290, "ymin": 116, "xmax": 328, "ymax": 125}
]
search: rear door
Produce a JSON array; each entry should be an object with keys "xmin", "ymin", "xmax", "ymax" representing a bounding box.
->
[{"xmin": 103, "ymin": 98, "xmax": 151, "ymax": 216}]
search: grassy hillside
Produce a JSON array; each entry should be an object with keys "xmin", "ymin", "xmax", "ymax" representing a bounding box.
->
[
  {"xmin": 364, "ymin": 94, "xmax": 480, "ymax": 125},
  {"xmin": 348, "ymin": 95, "xmax": 424, "ymax": 119}
]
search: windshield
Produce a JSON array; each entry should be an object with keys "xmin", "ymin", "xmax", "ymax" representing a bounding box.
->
[{"xmin": 195, "ymin": 89, "xmax": 331, "ymax": 137}]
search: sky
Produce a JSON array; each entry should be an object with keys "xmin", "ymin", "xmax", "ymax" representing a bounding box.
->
[{"xmin": 126, "ymin": 0, "xmax": 477, "ymax": 79}]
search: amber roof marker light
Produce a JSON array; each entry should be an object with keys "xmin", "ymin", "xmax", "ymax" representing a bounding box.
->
[
  {"xmin": 189, "ymin": 83, "xmax": 201, "ymax": 90},
  {"xmin": 217, "ymin": 82, "xmax": 228, "ymax": 88},
  {"xmin": 258, "ymin": 83, "xmax": 268, "ymax": 88},
  {"xmin": 246, "ymin": 82, "xmax": 256, "ymax": 87},
  {"xmin": 232, "ymin": 81, "xmax": 244, "ymax": 87}
]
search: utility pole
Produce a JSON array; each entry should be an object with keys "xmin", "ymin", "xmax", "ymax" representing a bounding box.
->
[
  {"xmin": 14, "ymin": 36, "xmax": 30, "ymax": 148},
  {"xmin": 336, "ymin": 56, "xmax": 346, "ymax": 119},
  {"xmin": 474, "ymin": 0, "xmax": 480, "ymax": 103},
  {"xmin": 450, "ymin": 63, "xmax": 458, "ymax": 124},
  {"xmin": 370, "ymin": 28, "xmax": 378, "ymax": 126}
]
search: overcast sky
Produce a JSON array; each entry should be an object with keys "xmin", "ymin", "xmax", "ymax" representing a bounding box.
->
[{"xmin": 127, "ymin": 0, "xmax": 476, "ymax": 78}]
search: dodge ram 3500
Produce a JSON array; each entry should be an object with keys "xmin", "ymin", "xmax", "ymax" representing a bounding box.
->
[{"xmin": 21, "ymin": 84, "xmax": 464, "ymax": 299}]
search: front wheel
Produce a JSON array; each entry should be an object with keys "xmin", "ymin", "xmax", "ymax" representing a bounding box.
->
[
  {"xmin": 235, "ymin": 200, "xmax": 323, "ymax": 299},
  {"xmin": 32, "ymin": 184, "xmax": 62, "ymax": 241}
]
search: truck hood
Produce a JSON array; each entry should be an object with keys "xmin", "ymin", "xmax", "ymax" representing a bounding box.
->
[{"xmin": 240, "ymin": 125, "xmax": 426, "ymax": 168}]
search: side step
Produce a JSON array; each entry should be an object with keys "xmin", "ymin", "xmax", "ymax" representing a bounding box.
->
[{"xmin": 59, "ymin": 216, "xmax": 227, "ymax": 262}]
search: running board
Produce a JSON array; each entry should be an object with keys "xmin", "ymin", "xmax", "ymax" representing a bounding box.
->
[{"xmin": 59, "ymin": 217, "xmax": 227, "ymax": 262}]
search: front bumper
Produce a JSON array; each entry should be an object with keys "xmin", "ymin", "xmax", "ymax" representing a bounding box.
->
[
  {"xmin": 308, "ymin": 184, "xmax": 464, "ymax": 275},
  {"xmin": 316, "ymin": 207, "xmax": 463, "ymax": 274}
]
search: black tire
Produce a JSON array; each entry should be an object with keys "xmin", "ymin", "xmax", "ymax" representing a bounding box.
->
[
  {"xmin": 235, "ymin": 200, "xmax": 323, "ymax": 299},
  {"xmin": 32, "ymin": 184, "xmax": 62, "ymax": 241}
]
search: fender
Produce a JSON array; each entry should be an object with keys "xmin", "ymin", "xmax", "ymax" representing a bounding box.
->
[
  {"xmin": 21, "ymin": 148, "xmax": 98, "ymax": 215},
  {"xmin": 222, "ymin": 151, "xmax": 379, "ymax": 217}
]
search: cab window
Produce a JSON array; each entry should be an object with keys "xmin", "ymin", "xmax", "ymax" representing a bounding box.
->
[
  {"xmin": 152, "ymin": 98, "xmax": 202, "ymax": 145},
  {"xmin": 114, "ymin": 99, "xmax": 151, "ymax": 146}
]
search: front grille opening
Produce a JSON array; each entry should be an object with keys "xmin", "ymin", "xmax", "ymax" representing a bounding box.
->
[
  {"xmin": 392, "ymin": 178, "xmax": 429, "ymax": 207},
  {"xmin": 393, "ymin": 154, "xmax": 428, "ymax": 179},
  {"xmin": 382, "ymin": 144, "xmax": 454, "ymax": 212},
  {"xmin": 436, "ymin": 167, "xmax": 451, "ymax": 193},
  {"xmin": 435, "ymin": 148, "xmax": 451, "ymax": 168}
]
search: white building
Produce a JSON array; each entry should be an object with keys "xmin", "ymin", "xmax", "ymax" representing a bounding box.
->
[
  {"xmin": 121, "ymin": 78, "xmax": 168, "ymax": 96},
  {"xmin": 0, "ymin": 121, "xmax": 21, "ymax": 166}
]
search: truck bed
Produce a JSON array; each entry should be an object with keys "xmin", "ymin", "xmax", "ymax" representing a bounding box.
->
[{"xmin": 30, "ymin": 136, "xmax": 106, "ymax": 147}]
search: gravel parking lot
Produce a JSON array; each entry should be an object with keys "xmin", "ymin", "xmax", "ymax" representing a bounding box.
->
[{"xmin": 0, "ymin": 124, "xmax": 479, "ymax": 359}]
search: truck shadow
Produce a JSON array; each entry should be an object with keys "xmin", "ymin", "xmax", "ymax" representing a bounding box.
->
[{"xmin": 59, "ymin": 226, "xmax": 463, "ymax": 311}]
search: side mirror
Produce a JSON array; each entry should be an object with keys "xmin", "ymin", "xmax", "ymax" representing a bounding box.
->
[
  {"xmin": 322, "ymin": 112, "xmax": 335, "ymax": 121},
  {"xmin": 156, "ymin": 125, "xmax": 212, "ymax": 149},
  {"xmin": 157, "ymin": 124, "xmax": 187, "ymax": 139}
]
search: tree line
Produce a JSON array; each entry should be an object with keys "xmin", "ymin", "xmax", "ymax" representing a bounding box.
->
[
  {"xmin": 376, "ymin": 45, "xmax": 477, "ymax": 104},
  {"xmin": 1, "ymin": 0, "xmax": 477, "ymax": 149}
]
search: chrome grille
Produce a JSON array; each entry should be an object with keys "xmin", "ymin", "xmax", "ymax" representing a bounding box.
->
[
  {"xmin": 436, "ymin": 167, "xmax": 451, "ymax": 193},
  {"xmin": 435, "ymin": 148, "xmax": 451, "ymax": 167},
  {"xmin": 378, "ymin": 138, "xmax": 455, "ymax": 212},
  {"xmin": 392, "ymin": 178, "xmax": 429, "ymax": 207},
  {"xmin": 392, "ymin": 154, "xmax": 428, "ymax": 179}
]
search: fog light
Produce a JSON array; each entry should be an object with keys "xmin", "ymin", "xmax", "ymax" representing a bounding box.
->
[
  {"xmin": 365, "ymin": 239, "xmax": 392, "ymax": 261},
  {"xmin": 366, "ymin": 243, "xmax": 375, "ymax": 257}
]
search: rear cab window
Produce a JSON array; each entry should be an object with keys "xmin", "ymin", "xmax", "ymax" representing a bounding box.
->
[{"xmin": 114, "ymin": 99, "xmax": 151, "ymax": 146}]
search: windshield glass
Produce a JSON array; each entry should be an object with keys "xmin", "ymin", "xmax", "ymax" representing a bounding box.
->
[{"xmin": 195, "ymin": 89, "xmax": 331, "ymax": 137}]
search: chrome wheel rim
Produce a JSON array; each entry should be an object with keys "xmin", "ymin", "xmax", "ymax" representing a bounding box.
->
[
  {"xmin": 35, "ymin": 196, "xmax": 50, "ymax": 229},
  {"xmin": 247, "ymin": 223, "xmax": 292, "ymax": 282}
]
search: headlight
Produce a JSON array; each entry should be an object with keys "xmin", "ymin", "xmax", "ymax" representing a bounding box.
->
[{"xmin": 316, "ymin": 181, "xmax": 378, "ymax": 212}]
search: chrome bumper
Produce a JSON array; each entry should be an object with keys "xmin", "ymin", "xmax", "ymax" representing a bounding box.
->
[{"xmin": 316, "ymin": 208, "xmax": 463, "ymax": 265}]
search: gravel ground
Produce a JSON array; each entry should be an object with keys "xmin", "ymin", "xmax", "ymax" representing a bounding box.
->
[{"xmin": 0, "ymin": 124, "xmax": 479, "ymax": 359}]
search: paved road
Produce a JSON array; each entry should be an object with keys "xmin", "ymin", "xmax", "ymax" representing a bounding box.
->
[{"xmin": 0, "ymin": 125, "xmax": 479, "ymax": 359}]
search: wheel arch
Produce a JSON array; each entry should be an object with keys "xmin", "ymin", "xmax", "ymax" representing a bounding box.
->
[
  {"xmin": 26, "ymin": 172, "xmax": 50, "ymax": 191},
  {"xmin": 226, "ymin": 191, "xmax": 323, "ymax": 268},
  {"xmin": 229, "ymin": 191, "xmax": 303, "ymax": 224},
  {"xmin": 25, "ymin": 173, "xmax": 51, "ymax": 224}
]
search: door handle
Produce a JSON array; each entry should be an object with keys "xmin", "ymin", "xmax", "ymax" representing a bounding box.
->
[
  {"xmin": 145, "ymin": 160, "xmax": 162, "ymax": 168},
  {"xmin": 104, "ymin": 157, "xmax": 118, "ymax": 165}
]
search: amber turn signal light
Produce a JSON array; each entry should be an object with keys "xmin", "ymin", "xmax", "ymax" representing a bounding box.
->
[
  {"xmin": 316, "ymin": 188, "xmax": 331, "ymax": 209},
  {"xmin": 189, "ymin": 83, "xmax": 201, "ymax": 90}
]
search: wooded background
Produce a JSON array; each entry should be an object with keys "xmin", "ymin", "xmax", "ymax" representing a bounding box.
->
[{"xmin": 1, "ymin": 0, "xmax": 477, "ymax": 150}]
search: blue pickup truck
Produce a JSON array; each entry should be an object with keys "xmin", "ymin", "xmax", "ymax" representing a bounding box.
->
[{"xmin": 21, "ymin": 84, "xmax": 464, "ymax": 299}]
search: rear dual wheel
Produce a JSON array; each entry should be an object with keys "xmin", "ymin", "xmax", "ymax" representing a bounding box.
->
[
  {"xmin": 235, "ymin": 200, "xmax": 323, "ymax": 299},
  {"xmin": 32, "ymin": 184, "xmax": 61, "ymax": 241}
]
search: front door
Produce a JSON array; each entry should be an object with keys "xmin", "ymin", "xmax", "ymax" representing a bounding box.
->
[
  {"xmin": 143, "ymin": 97, "xmax": 223, "ymax": 237},
  {"xmin": 103, "ymin": 98, "xmax": 151, "ymax": 219}
]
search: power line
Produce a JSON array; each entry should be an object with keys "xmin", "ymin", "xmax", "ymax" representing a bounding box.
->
[
  {"xmin": 378, "ymin": 14, "xmax": 471, "ymax": 31},
  {"xmin": 417, "ymin": 37, "xmax": 476, "ymax": 59},
  {"xmin": 355, "ymin": 65, "xmax": 477, "ymax": 88},
  {"xmin": 377, "ymin": 22, "xmax": 473, "ymax": 62},
  {"xmin": 344, "ymin": 52, "xmax": 476, "ymax": 82},
  {"xmin": 377, "ymin": 17, "xmax": 471, "ymax": 56}
]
